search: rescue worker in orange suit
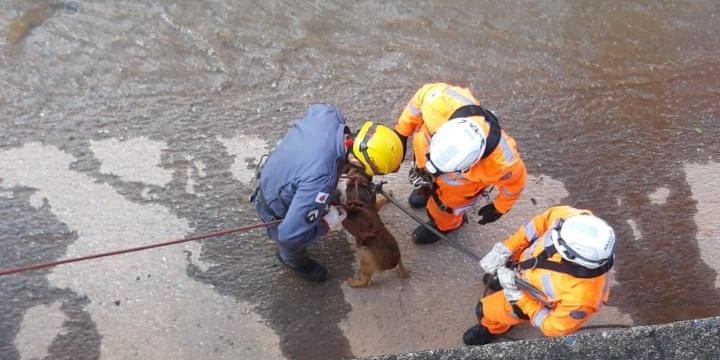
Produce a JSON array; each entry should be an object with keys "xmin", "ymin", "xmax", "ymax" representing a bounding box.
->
[
  {"xmin": 463, "ymin": 206, "xmax": 616, "ymax": 345},
  {"xmin": 394, "ymin": 83, "xmax": 527, "ymax": 244}
]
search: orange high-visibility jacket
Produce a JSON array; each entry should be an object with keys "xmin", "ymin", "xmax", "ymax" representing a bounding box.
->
[
  {"xmin": 502, "ymin": 206, "xmax": 611, "ymax": 337},
  {"xmin": 394, "ymin": 83, "xmax": 526, "ymax": 213}
]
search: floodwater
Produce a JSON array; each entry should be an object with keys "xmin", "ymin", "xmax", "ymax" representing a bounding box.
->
[{"xmin": 0, "ymin": 1, "xmax": 719, "ymax": 359}]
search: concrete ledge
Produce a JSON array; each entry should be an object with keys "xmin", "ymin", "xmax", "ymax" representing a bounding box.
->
[{"xmin": 363, "ymin": 316, "xmax": 720, "ymax": 360}]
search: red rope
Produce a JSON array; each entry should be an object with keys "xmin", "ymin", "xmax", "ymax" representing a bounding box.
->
[{"xmin": 0, "ymin": 219, "xmax": 282, "ymax": 276}]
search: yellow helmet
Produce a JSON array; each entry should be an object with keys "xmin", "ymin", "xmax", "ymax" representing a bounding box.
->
[{"xmin": 352, "ymin": 121, "xmax": 404, "ymax": 176}]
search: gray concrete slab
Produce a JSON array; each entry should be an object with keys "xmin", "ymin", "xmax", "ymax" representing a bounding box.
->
[{"xmin": 363, "ymin": 316, "xmax": 720, "ymax": 360}]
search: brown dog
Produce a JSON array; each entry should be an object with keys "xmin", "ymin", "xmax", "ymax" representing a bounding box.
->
[{"xmin": 339, "ymin": 168, "xmax": 409, "ymax": 287}]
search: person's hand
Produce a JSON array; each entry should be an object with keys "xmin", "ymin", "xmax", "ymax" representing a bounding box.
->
[
  {"xmin": 335, "ymin": 178, "xmax": 348, "ymax": 204},
  {"xmin": 323, "ymin": 206, "xmax": 347, "ymax": 231},
  {"xmin": 479, "ymin": 242, "xmax": 511, "ymax": 274},
  {"xmin": 477, "ymin": 203, "xmax": 503, "ymax": 225},
  {"xmin": 497, "ymin": 266, "xmax": 522, "ymax": 302}
]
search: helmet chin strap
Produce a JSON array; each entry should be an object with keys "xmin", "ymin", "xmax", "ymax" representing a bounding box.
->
[
  {"xmin": 425, "ymin": 157, "xmax": 440, "ymax": 175},
  {"xmin": 346, "ymin": 152, "xmax": 366, "ymax": 173}
]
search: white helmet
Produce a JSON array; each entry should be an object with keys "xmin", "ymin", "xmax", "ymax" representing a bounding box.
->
[
  {"xmin": 551, "ymin": 214, "xmax": 616, "ymax": 269},
  {"xmin": 426, "ymin": 118, "xmax": 486, "ymax": 174}
]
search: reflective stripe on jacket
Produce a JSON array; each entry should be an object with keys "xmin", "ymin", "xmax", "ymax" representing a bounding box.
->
[{"xmin": 503, "ymin": 205, "xmax": 611, "ymax": 337}]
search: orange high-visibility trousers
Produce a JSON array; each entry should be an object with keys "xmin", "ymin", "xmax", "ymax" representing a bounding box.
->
[
  {"xmin": 426, "ymin": 174, "xmax": 487, "ymax": 231},
  {"xmin": 479, "ymin": 290, "xmax": 528, "ymax": 334}
]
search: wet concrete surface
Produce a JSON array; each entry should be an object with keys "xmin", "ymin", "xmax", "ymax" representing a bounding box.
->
[{"xmin": 0, "ymin": 1, "xmax": 719, "ymax": 359}]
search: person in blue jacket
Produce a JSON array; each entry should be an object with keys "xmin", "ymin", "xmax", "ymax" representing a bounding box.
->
[{"xmin": 253, "ymin": 104, "xmax": 405, "ymax": 282}]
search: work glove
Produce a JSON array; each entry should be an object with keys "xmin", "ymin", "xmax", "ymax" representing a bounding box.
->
[
  {"xmin": 477, "ymin": 203, "xmax": 503, "ymax": 225},
  {"xmin": 323, "ymin": 206, "xmax": 347, "ymax": 231},
  {"xmin": 335, "ymin": 178, "xmax": 348, "ymax": 204},
  {"xmin": 408, "ymin": 166, "xmax": 432, "ymax": 189},
  {"xmin": 479, "ymin": 242, "xmax": 512, "ymax": 274},
  {"xmin": 497, "ymin": 266, "xmax": 522, "ymax": 303}
]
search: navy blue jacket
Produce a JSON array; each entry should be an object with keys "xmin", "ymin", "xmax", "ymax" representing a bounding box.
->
[{"xmin": 257, "ymin": 104, "xmax": 348, "ymax": 246}]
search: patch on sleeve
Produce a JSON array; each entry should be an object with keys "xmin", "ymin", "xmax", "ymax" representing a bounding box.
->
[
  {"xmin": 305, "ymin": 209, "xmax": 319, "ymax": 223},
  {"xmin": 570, "ymin": 310, "xmax": 586, "ymax": 320},
  {"xmin": 315, "ymin": 192, "xmax": 330, "ymax": 204}
]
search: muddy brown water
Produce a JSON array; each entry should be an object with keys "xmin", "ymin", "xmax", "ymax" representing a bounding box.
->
[{"xmin": 1, "ymin": 1, "xmax": 719, "ymax": 359}]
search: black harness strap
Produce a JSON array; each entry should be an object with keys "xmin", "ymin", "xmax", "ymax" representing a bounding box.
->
[
  {"xmin": 513, "ymin": 246, "xmax": 613, "ymax": 279},
  {"xmin": 429, "ymin": 182, "xmax": 487, "ymax": 214},
  {"xmin": 428, "ymin": 105, "xmax": 502, "ymax": 214},
  {"xmin": 448, "ymin": 105, "xmax": 501, "ymax": 159},
  {"xmin": 430, "ymin": 183, "xmax": 452, "ymax": 213},
  {"xmin": 358, "ymin": 123, "xmax": 382, "ymax": 175},
  {"xmin": 512, "ymin": 304, "xmax": 530, "ymax": 320}
]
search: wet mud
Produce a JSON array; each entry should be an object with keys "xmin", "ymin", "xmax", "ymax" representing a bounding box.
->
[{"xmin": 525, "ymin": 2, "xmax": 720, "ymax": 324}]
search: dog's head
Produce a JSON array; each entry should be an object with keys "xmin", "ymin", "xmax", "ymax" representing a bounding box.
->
[
  {"xmin": 336, "ymin": 166, "xmax": 374, "ymax": 210},
  {"xmin": 338, "ymin": 166, "xmax": 383, "ymax": 240}
]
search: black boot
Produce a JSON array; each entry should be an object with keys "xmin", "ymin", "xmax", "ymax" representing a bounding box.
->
[
  {"xmin": 408, "ymin": 186, "xmax": 431, "ymax": 208},
  {"xmin": 412, "ymin": 221, "xmax": 448, "ymax": 244},
  {"xmin": 463, "ymin": 324, "xmax": 495, "ymax": 346},
  {"xmin": 276, "ymin": 253, "xmax": 328, "ymax": 282}
]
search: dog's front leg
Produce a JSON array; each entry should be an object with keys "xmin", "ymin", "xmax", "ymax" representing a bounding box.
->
[
  {"xmin": 347, "ymin": 272, "xmax": 370, "ymax": 288},
  {"xmin": 347, "ymin": 247, "xmax": 375, "ymax": 288}
]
